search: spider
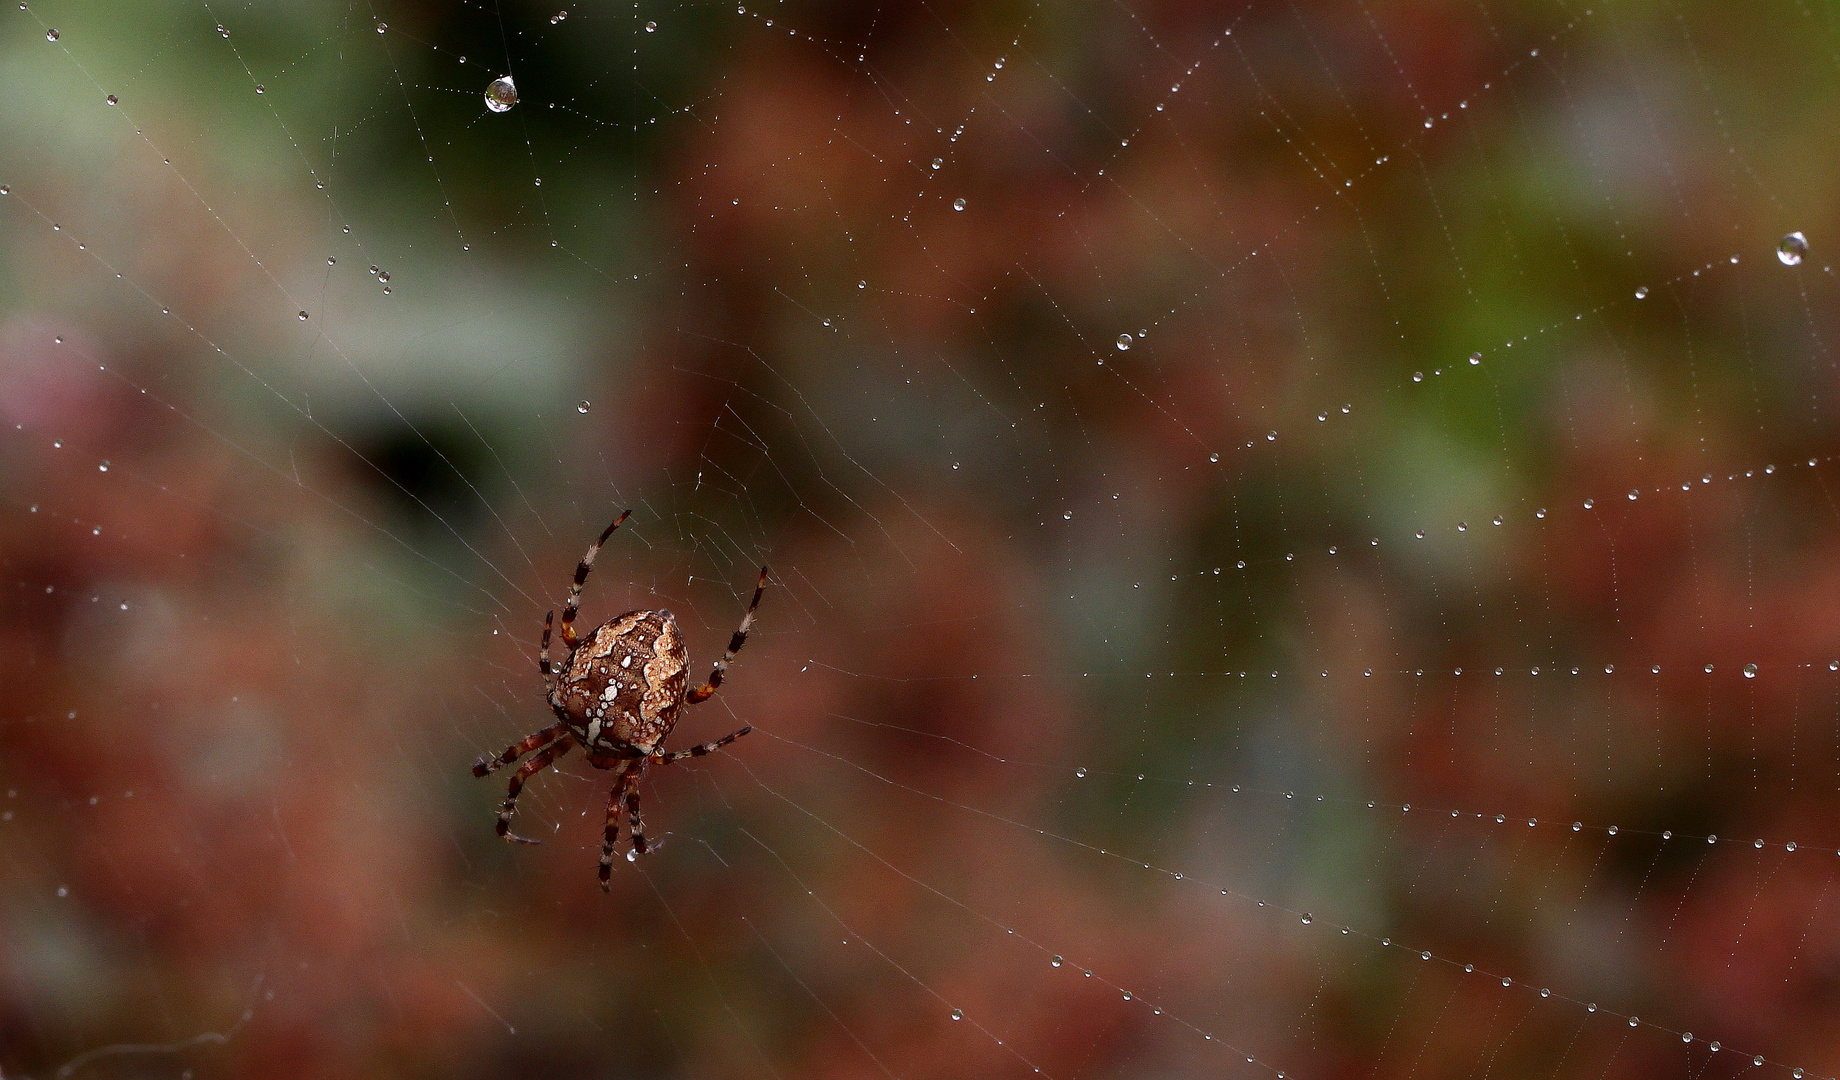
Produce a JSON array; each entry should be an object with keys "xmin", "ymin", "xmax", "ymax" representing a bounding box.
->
[{"xmin": 473, "ymin": 510, "xmax": 766, "ymax": 889}]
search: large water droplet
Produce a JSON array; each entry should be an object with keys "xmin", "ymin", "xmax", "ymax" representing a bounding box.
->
[
  {"xmin": 952, "ymin": 197, "xmax": 966, "ymax": 211},
  {"xmin": 1778, "ymin": 231, "xmax": 1808, "ymax": 266},
  {"xmin": 1074, "ymin": 767, "xmax": 1087, "ymax": 777},
  {"xmin": 577, "ymin": 400, "xmax": 591, "ymax": 413},
  {"xmin": 1634, "ymin": 285, "xmax": 1649, "ymax": 299},
  {"xmin": 1744, "ymin": 663, "xmax": 1758, "ymax": 678},
  {"xmin": 645, "ymin": 20, "xmax": 658, "ymax": 31},
  {"xmin": 46, "ymin": 28, "xmax": 59, "ymax": 41},
  {"xmin": 485, "ymin": 75, "xmax": 519, "ymax": 113},
  {"xmin": 1116, "ymin": 333, "xmax": 1132, "ymax": 350},
  {"xmin": 950, "ymin": 1009, "xmax": 963, "ymax": 1021},
  {"xmin": 1050, "ymin": 955, "xmax": 1063, "ymax": 967}
]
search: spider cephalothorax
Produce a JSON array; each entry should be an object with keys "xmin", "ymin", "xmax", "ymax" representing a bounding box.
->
[{"xmin": 473, "ymin": 511, "xmax": 765, "ymax": 889}]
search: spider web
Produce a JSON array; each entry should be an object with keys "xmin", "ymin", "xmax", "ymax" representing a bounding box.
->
[{"xmin": 2, "ymin": 0, "xmax": 1839, "ymax": 1077}]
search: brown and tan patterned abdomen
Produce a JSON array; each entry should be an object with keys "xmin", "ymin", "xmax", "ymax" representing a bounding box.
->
[{"xmin": 550, "ymin": 610, "xmax": 688, "ymax": 758}]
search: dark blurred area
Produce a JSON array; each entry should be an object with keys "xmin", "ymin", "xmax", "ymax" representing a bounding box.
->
[{"xmin": 4, "ymin": 0, "xmax": 1840, "ymax": 1077}]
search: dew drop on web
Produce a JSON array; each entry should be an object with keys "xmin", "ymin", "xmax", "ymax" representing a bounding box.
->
[
  {"xmin": 1778, "ymin": 231, "xmax": 1808, "ymax": 265},
  {"xmin": 577, "ymin": 400, "xmax": 591, "ymax": 414},
  {"xmin": 485, "ymin": 75, "xmax": 519, "ymax": 113}
]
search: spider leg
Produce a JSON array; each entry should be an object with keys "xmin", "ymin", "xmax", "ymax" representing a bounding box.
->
[
  {"xmin": 598, "ymin": 761, "xmax": 636, "ymax": 890},
  {"xmin": 626, "ymin": 773, "xmax": 651, "ymax": 856},
  {"xmin": 473, "ymin": 722, "xmax": 566, "ymax": 777},
  {"xmin": 496, "ymin": 737, "xmax": 573, "ymax": 844},
  {"xmin": 686, "ymin": 566, "xmax": 768, "ymax": 704},
  {"xmin": 651, "ymin": 726, "xmax": 753, "ymax": 765},
  {"xmin": 560, "ymin": 510, "xmax": 631, "ymax": 650},
  {"xmin": 538, "ymin": 610, "xmax": 555, "ymax": 695}
]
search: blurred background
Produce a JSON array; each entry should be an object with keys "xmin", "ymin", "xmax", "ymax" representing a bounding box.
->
[{"xmin": 4, "ymin": 0, "xmax": 1840, "ymax": 1076}]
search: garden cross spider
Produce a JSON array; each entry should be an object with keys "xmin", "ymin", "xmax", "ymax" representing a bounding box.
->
[{"xmin": 473, "ymin": 510, "xmax": 765, "ymax": 889}]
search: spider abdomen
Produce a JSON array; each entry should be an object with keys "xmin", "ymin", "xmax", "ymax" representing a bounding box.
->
[{"xmin": 551, "ymin": 609, "xmax": 688, "ymax": 761}]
